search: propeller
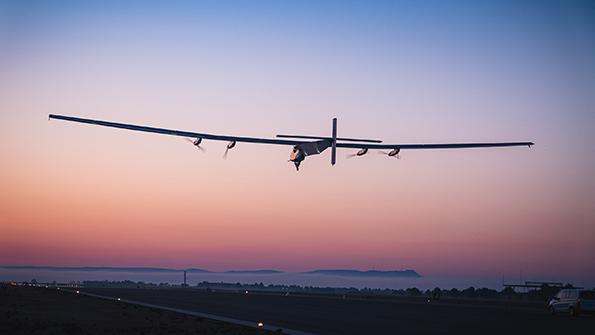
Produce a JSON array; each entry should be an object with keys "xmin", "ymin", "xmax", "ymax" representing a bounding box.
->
[
  {"xmin": 184, "ymin": 138, "xmax": 205, "ymax": 152},
  {"xmin": 347, "ymin": 148, "xmax": 368, "ymax": 159},
  {"xmin": 378, "ymin": 150, "xmax": 401, "ymax": 159},
  {"xmin": 223, "ymin": 141, "xmax": 236, "ymax": 159}
]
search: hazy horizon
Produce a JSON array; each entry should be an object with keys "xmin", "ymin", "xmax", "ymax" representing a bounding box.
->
[
  {"xmin": 1, "ymin": 1, "xmax": 594, "ymax": 285},
  {"xmin": 3, "ymin": 267, "xmax": 582, "ymax": 291}
]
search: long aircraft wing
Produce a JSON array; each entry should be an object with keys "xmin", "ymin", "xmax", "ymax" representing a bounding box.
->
[
  {"xmin": 336, "ymin": 142, "xmax": 533, "ymax": 150},
  {"xmin": 49, "ymin": 114, "xmax": 533, "ymax": 150},
  {"xmin": 49, "ymin": 114, "xmax": 301, "ymax": 146}
]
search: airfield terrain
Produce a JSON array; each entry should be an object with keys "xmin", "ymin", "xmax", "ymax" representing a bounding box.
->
[
  {"xmin": 0, "ymin": 284, "xmax": 275, "ymax": 334},
  {"xmin": 82, "ymin": 287, "xmax": 594, "ymax": 334},
  {"xmin": 3, "ymin": 284, "xmax": 592, "ymax": 334}
]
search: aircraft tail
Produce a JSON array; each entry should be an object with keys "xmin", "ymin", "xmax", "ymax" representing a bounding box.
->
[{"xmin": 331, "ymin": 118, "xmax": 337, "ymax": 165}]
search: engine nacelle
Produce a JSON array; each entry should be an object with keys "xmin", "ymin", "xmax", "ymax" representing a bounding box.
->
[
  {"xmin": 357, "ymin": 148, "xmax": 368, "ymax": 156},
  {"xmin": 388, "ymin": 147, "xmax": 400, "ymax": 156},
  {"xmin": 227, "ymin": 141, "xmax": 236, "ymax": 149},
  {"xmin": 193, "ymin": 138, "xmax": 202, "ymax": 146}
]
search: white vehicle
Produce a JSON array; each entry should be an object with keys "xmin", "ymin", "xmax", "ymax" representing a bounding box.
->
[{"xmin": 548, "ymin": 289, "xmax": 595, "ymax": 316}]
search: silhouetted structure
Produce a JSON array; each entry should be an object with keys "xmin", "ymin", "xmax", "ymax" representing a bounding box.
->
[
  {"xmin": 503, "ymin": 281, "xmax": 563, "ymax": 289},
  {"xmin": 182, "ymin": 270, "xmax": 188, "ymax": 287}
]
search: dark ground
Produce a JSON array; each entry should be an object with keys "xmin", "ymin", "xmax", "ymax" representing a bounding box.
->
[
  {"xmin": 2, "ymin": 284, "xmax": 593, "ymax": 334},
  {"xmin": 82, "ymin": 287, "xmax": 594, "ymax": 335},
  {"xmin": 0, "ymin": 284, "xmax": 275, "ymax": 335}
]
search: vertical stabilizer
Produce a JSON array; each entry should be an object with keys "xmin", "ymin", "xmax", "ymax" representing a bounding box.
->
[{"xmin": 331, "ymin": 118, "xmax": 337, "ymax": 165}]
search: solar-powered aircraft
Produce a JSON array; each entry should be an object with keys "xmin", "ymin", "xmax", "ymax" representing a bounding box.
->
[{"xmin": 49, "ymin": 114, "xmax": 534, "ymax": 171}]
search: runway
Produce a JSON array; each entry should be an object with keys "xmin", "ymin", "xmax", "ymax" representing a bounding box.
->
[
  {"xmin": 70, "ymin": 289, "xmax": 314, "ymax": 335},
  {"xmin": 82, "ymin": 287, "xmax": 594, "ymax": 334},
  {"xmin": 0, "ymin": 284, "xmax": 270, "ymax": 335}
]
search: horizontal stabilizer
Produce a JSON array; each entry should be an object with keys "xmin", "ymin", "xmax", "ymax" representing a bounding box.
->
[{"xmin": 277, "ymin": 134, "xmax": 382, "ymax": 143}]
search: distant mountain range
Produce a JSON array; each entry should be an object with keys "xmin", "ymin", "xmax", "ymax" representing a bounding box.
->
[
  {"xmin": 0, "ymin": 266, "xmax": 201, "ymax": 273},
  {"xmin": 0, "ymin": 266, "xmax": 420, "ymax": 277},
  {"xmin": 0, "ymin": 266, "xmax": 281, "ymax": 274},
  {"xmin": 304, "ymin": 269, "xmax": 421, "ymax": 277},
  {"xmin": 223, "ymin": 270, "xmax": 282, "ymax": 274}
]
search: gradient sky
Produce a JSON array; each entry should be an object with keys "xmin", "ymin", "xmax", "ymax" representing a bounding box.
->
[{"xmin": 1, "ymin": 1, "xmax": 594, "ymax": 285}]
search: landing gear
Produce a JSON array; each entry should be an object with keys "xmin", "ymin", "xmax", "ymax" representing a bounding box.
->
[{"xmin": 294, "ymin": 161, "xmax": 301, "ymax": 171}]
